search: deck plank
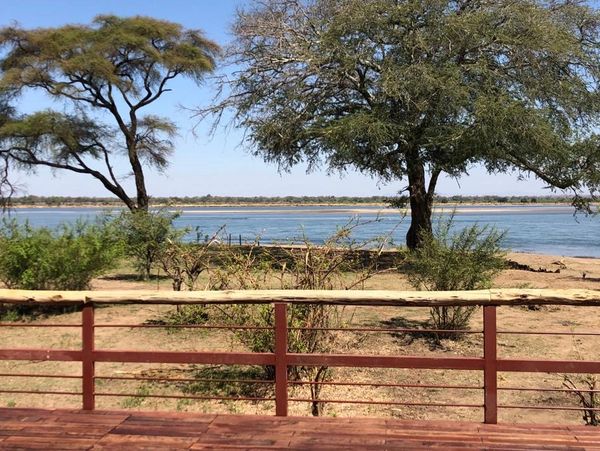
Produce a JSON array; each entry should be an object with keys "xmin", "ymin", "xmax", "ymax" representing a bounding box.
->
[{"xmin": 0, "ymin": 408, "xmax": 597, "ymax": 450}]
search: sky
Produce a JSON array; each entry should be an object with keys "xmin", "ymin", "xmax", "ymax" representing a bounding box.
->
[{"xmin": 0, "ymin": 0, "xmax": 592, "ymax": 198}]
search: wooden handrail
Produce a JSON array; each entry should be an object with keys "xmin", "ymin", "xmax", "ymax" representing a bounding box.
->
[{"xmin": 1, "ymin": 288, "xmax": 600, "ymax": 306}]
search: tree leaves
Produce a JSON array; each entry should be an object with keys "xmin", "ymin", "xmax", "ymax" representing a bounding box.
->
[{"xmin": 211, "ymin": 0, "xmax": 600, "ymax": 194}]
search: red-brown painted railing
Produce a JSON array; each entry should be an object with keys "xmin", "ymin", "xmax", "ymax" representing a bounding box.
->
[{"xmin": 0, "ymin": 289, "xmax": 599, "ymax": 423}]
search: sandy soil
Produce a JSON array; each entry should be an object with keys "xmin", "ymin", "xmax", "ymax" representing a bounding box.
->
[{"xmin": 1, "ymin": 252, "xmax": 598, "ymax": 425}]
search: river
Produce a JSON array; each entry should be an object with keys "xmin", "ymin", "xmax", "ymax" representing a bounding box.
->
[{"xmin": 4, "ymin": 205, "xmax": 599, "ymax": 257}]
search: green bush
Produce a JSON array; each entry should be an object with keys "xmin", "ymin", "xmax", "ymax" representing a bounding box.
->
[
  {"xmin": 406, "ymin": 216, "xmax": 506, "ymax": 336},
  {"xmin": 111, "ymin": 210, "xmax": 184, "ymax": 280},
  {"xmin": 0, "ymin": 219, "xmax": 121, "ymax": 319},
  {"xmin": 0, "ymin": 219, "xmax": 121, "ymax": 291}
]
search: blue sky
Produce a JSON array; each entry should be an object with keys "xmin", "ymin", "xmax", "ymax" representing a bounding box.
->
[{"xmin": 1, "ymin": 0, "xmax": 591, "ymax": 198}]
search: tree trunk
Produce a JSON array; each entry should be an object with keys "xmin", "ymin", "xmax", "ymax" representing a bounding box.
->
[
  {"xmin": 125, "ymin": 125, "xmax": 149, "ymax": 212},
  {"xmin": 131, "ymin": 156, "xmax": 149, "ymax": 212},
  {"xmin": 405, "ymin": 155, "xmax": 434, "ymax": 250}
]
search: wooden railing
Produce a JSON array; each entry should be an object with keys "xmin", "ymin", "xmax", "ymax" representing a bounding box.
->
[{"xmin": 0, "ymin": 288, "xmax": 599, "ymax": 424}]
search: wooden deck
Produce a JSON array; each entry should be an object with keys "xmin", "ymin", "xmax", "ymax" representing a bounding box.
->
[{"xmin": 0, "ymin": 408, "xmax": 598, "ymax": 450}]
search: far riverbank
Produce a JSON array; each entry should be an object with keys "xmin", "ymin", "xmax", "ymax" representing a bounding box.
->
[{"xmin": 7, "ymin": 201, "xmax": 587, "ymax": 209}]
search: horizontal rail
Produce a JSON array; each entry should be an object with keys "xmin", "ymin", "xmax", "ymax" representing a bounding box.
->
[
  {"xmin": 0, "ymin": 373, "xmax": 82, "ymax": 379},
  {"xmin": 93, "ymin": 350, "xmax": 275, "ymax": 366},
  {"xmin": 95, "ymin": 376, "xmax": 274, "ymax": 384},
  {"xmin": 1, "ymin": 349, "xmax": 597, "ymax": 375},
  {"xmin": 0, "ymin": 349, "xmax": 82, "ymax": 361},
  {"xmin": 287, "ymin": 354, "xmax": 485, "ymax": 370},
  {"xmin": 0, "ymin": 323, "xmax": 81, "ymax": 328},
  {"xmin": 498, "ymin": 330, "xmax": 600, "ymax": 336},
  {"xmin": 498, "ymin": 387, "xmax": 600, "ymax": 393},
  {"xmin": 0, "ymin": 389, "xmax": 82, "ymax": 396},
  {"xmin": 2, "ymin": 288, "xmax": 600, "ymax": 306},
  {"xmin": 497, "ymin": 359, "xmax": 600, "ymax": 374},
  {"xmin": 94, "ymin": 324, "xmax": 273, "ymax": 330},
  {"xmin": 95, "ymin": 393, "xmax": 274, "ymax": 402},
  {"xmin": 289, "ymin": 398, "xmax": 483, "ymax": 408},
  {"xmin": 289, "ymin": 327, "xmax": 481, "ymax": 334},
  {"xmin": 499, "ymin": 405, "xmax": 600, "ymax": 412},
  {"xmin": 288, "ymin": 381, "xmax": 483, "ymax": 390}
]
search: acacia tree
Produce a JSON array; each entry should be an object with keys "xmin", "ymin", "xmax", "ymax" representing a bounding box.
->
[
  {"xmin": 202, "ymin": 0, "xmax": 600, "ymax": 248},
  {"xmin": 0, "ymin": 15, "xmax": 219, "ymax": 211}
]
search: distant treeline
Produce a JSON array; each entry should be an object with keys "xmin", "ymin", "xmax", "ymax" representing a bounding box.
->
[{"xmin": 7, "ymin": 194, "xmax": 578, "ymax": 207}]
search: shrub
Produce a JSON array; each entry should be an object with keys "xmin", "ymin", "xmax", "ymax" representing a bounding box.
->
[
  {"xmin": 0, "ymin": 219, "xmax": 121, "ymax": 291},
  {"xmin": 215, "ymin": 219, "xmax": 392, "ymax": 416},
  {"xmin": 111, "ymin": 210, "xmax": 183, "ymax": 280},
  {"xmin": 406, "ymin": 216, "xmax": 506, "ymax": 336},
  {"xmin": 155, "ymin": 218, "xmax": 395, "ymax": 416},
  {"xmin": 563, "ymin": 374, "xmax": 598, "ymax": 426},
  {"xmin": 0, "ymin": 219, "xmax": 121, "ymax": 319},
  {"xmin": 157, "ymin": 225, "xmax": 226, "ymax": 291}
]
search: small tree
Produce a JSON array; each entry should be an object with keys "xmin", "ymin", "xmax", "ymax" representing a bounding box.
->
[
  {"xmin": 406, "ymin": 216, "xmax": 506, "ymax": 336},
  {"xmin": 113, "ymin": 210, "xmax": 183, "ymax": 280},
  {"xmin": 0, "ymin": 16, "xmax": 219, "ymax": 211}
]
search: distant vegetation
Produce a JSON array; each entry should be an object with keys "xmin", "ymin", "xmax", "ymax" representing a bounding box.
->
[{"xmin": 6, "ymin": 194, "xmax": 582, "ymax": 207}]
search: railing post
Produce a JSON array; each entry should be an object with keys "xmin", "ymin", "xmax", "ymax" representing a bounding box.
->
[
  {"xmin": 274, "ymin": 303, "xmax": 288, "ymax": 416},
  {"xmin": 483, "ymin": 305, "xmax": 497, "ymax": 424},
  {"xmin": 82, "ymin": 303, "xmax": 95, "ymax": 410}
]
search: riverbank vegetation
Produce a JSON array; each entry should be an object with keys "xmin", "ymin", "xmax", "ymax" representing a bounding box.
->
[{"xmin": 4, "ymin": 194, "xmax": 591, "ymax": 208}]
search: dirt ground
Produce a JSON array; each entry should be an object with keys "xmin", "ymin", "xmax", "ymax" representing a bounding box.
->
[{"xmin": 0, "ymin": 251, "xmax": 599, "ymax": 425}]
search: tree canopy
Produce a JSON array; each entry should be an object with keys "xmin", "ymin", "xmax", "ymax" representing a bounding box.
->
[
  {"xmin": 0, "ymin": 15, "xmax": 220, "ymax": 211},
  {"xmin": 204, "ymin": 0, "xmax": 600, "ymax": 248}
]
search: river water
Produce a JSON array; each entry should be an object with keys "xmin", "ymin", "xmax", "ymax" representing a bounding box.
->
[{"xmin": 4, "ymin": 205, "xmax": 599, "ymax": 257}]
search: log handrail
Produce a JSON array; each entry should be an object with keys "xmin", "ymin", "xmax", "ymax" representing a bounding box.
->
[{"xmin": 0, "ymin": 288, "xmax": 600, "ymax": 306}]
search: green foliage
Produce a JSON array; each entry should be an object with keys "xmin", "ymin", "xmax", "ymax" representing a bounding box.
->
[
  {"xmin": 406, "ymin": 216, "xmax": 506, "ymax": 335},
  {"xmin": 111, "ymin": 210, "xmax": 183, "ymax": 280},
  {"xmin": 407, "ymin": 218, "xmax": 507, "ymax": 292},
  {"xmin": 181, "ymin": 366, "xmax": 268, "ymax": 399},
  {"xmin": 121, "ymin": 384, "xmax": 151, "ymax": 409},
  {"xmin": 152, "ymin": 305, "xmax": 211, "ymax": 328},
  {"xmin": 0, "ymin": 219, "xmax": 121, "ymax": 291}
]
